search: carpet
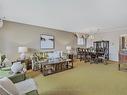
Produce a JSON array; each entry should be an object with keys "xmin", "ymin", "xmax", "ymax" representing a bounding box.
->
[{"xmin": 27, "ymin": 60, "xmax": 127, "ymax": 95}]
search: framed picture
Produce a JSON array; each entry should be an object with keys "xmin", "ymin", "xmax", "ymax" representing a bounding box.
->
[{"xmin": 40, "ymin": 34, "xmax": 55, "ymax": 49}]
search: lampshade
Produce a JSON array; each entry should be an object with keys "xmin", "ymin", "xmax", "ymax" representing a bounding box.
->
[
  {"xmin": 89, "ymin": 35, "xmax": 95, "ymax": 40},
  {"xmin": 18, "ymin": 47, "xmax": 28, "ymax": 53},
  {"xmin": 66, "ymin": 46, "xmax": 71, "ymax": 50}
]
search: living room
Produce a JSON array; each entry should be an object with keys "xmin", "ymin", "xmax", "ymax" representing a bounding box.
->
[{"xmin": 0, "ymin": 0, "xmax": 127, "ymax": 95}]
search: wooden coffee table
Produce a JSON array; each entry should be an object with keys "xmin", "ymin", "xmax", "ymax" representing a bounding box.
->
[{"xmin": 40, "ymin": 59, "xmax": 73, "ymax": 76}]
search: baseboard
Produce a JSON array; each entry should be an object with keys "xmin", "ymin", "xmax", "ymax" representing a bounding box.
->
[{"xmin": 109, "ymin": 60, "xmax": 118, "ymax": 63}]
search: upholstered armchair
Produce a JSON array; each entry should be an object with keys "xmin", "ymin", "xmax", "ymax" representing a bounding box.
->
[
  {"xmin": 0, "ymin": 73, "xmax": 39, "ymax": 95},
  {"xmin": 0, "ymin": 55, "xmax": 6, "ymax": 68}
]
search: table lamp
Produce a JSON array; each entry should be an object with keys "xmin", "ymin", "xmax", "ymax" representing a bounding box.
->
[
  {"xmin": 66, "ymin": 46, "xmax": 72, "ymax": 54},
  {"xmin": 18, "ymin": 47, "xmax": 28, "ymax": 60}
]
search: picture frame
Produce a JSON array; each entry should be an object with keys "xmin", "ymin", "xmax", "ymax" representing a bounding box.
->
[{"xmin": 40, "ymin": 34, "xmax": 55, "ymax": 49}]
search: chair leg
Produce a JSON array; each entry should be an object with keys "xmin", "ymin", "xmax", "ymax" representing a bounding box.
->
[
  {"xmin": 118, "ymin": 63, "xmax": 120, "ymax": 71},
  {"xmin": 104, "ymin": 60, "xmax": 108, "ymax": 65}
]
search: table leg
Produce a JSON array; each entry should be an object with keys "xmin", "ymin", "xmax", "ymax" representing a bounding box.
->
[
  {"xmin": 72, "ymin": 61, "xmax": 73, "ymax": 68},
  {"xmin": 42, "ymin": 65, "xmax": 47, "ymax": 76},
  {"xmin": 40, "ymin": 64, "xmax": 42, "ymax": 72},
  {"xmin": 118, "ymin": 63, "xmax": 120, "ymax": 71}
]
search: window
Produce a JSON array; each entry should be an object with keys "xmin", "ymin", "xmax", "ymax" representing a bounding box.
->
[
  {"xmin": 75, "ymin": 33, "xmax": 88, "ymax": 46},
  {"xmin": 77, "ymin": 37, "xmax": 84, "ymax": 45}
]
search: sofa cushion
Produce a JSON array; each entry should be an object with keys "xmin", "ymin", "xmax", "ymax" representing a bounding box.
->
[
  {"xmin": 8, "ymin": 73, "xmax": 26, "ymax": 84},
  {"xmin": 1, "ymin": 67, "xmax": 11, "ymax": 71},
  {"xmin": 15, "ymin": 78, "xmax": 37, "ymax": 95},
  {"xmin": 0, "ymin": 77, "xmax": 19, "ymax": 95},
  {"xmin": 48, "ymin": 51, "xmax": 61, "ymax": 59}
]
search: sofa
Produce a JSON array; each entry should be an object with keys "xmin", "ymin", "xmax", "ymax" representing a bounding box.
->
[
  {"xmin": 0, "ymin": 73, "xmax": 39, "ymax": 95},
  {"xmin": 31, "ymin": 51, "xmax": 68, "ymax": 71}
]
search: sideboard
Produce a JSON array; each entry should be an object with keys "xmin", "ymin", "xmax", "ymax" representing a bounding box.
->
[{"xmin": 119, "ymin": 51, "xmax": 127, "ymax": 70}]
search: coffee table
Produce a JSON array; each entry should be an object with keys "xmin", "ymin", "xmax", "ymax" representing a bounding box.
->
[{"xmin": 40, "ymin": 59, "xmax": 73, "ymax": 76}]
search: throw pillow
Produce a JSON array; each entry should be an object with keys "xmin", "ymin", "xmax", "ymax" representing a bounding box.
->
[{"xmin": 11, "ymin": 62, "xmax": 23, "ymax": 74}]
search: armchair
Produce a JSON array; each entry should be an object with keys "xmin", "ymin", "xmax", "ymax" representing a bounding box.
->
[{"xmin": 0, "ymin": 73, "xmax": 39, "ymax": 95}]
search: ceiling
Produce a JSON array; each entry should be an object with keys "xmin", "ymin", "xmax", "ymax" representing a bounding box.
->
[{"xmin": 0, "ymin": 0, "xmax": 127, "ymax": 33}]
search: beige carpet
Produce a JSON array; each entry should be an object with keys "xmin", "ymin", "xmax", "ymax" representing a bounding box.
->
[{"xmin": 27, "ymin": 60, "xmax": 127, "ymax": 95}]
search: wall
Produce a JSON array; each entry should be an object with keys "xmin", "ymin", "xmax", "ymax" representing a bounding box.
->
[
  {"xmin": 87, "ymin": 38, "xmax": 93, "ymax": 48},
  {"xmin": 94, "ymin": 29, "xmax": 127, "ymax": 61},
  {"xmin": 0, "ymin": 21, "xmax": 76, "ymax": 61},
  {"xmin": 1, "ymin": 21, "xmax": 126, "ymax": 62}
]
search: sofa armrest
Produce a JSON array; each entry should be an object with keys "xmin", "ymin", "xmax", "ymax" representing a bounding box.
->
[
  {"xmin": 26, "ymin": 90, "xmax": 39, "ymax": 95},
  {"xmin": 8, "ymin": 73, "xmax": 26, "ymax": 83}
]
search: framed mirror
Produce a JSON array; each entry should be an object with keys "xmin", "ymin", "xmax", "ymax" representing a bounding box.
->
[{"xmin": 120, "ymin": 34, "xmax": 127, "ymax": 50}]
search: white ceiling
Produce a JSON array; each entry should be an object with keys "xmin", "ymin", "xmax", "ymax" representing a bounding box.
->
[{"xmin": 0, "ymin": 0, "xmax": 127, "ymax": 33}]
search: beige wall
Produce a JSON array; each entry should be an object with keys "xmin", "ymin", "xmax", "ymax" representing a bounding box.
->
[
  {"xmin": 0, "ymin": 21, "xmax": 76, "ymax": 61},
  {"xmin": 94, "ymin": 30, "xmax": 127, "ymax": 61}
]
